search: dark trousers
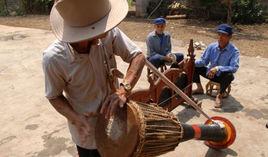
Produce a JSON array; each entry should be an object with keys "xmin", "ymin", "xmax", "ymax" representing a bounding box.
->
[
  {"xmin": 148, "ymin": 53, "xmax": 184, "ymax": 69},
  {"xmin": 77, "ymin": 145, "xmax": 101, "ymax": 157},
  {"xmin": 193, "ymin": 67, "xmax": 234, "ymax": 94}
]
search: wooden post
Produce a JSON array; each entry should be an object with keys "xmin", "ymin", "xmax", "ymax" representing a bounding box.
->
[
  {"xmin": 145, "ymin": 60, "xmax": 211, "ymax": 120},
  {"xmin": 187, "ymin": 39, "xmax": 195, "ymax": 97},
  {"xmin": 3, "ymin": 0, "xmax": 9, "ymax": 15},
  {"xmin": 135, "ymin": 0, "xmax": 150, "ymax": 17}
]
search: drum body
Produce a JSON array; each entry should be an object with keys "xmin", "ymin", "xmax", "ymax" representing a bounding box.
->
[{"xmin": 95, "ymin": 101, "xmax": 183, "ymax": 157}]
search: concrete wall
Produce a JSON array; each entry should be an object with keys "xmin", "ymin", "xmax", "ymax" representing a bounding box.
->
[{"xmin": 135, "ymin": 0, "xmax": 151, "ymax": 17}]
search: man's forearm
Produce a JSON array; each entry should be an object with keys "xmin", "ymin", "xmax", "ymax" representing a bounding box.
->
[
  {"xmin": 48, "ymin": 95, "xmax": 79, "ymax": 124},
  {"xmin": 217, "ymin": 65, "xmax": 238, "ymax": 73},
  {"xmin": 124, "ymin": 53, "xmax": 145, "ymax": 89}
]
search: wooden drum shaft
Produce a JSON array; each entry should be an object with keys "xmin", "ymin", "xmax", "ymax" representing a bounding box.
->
[
  {"xmin": 181, "ymin": 123, "xmax": 226, "ymax": 142},
  {"xmin": 181, "ymin": 116, "xmax": 236, "ymax": 149}
]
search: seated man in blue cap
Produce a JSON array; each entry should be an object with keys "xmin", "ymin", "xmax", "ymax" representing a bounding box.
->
[
  {"xmin": 146, "ymin": 17, "xmax": 184, "ymax": 69},
  {"xmin": 192, "ymin": 24, "xmax": 240, "ymax": 108}
]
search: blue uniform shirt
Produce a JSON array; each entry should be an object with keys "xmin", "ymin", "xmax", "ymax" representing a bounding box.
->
[
  {"xmin": 195, "ymin": 42, "xmax": 240, "ymax": 76},
  {"xmin": 146, "ymin": 31, "xmax": 171, "ymax": 59}
]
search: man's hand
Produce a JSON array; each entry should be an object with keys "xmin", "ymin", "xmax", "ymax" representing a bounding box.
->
[
  {"xmin": 48, "ymin": 95, "xmax": 94, "ymax": 145},
  {"xmin": 163, "ymin": 56, "xmax": 173, "ymax": 62},
  {"xmin": 207, "ymin": 67, "xmax": 218, "ymax": 79},
  {"xmin": 72, "ymin": 113, "xmax": 95, "ymax": 145},
  {"xmin": 100, "ymin": 87, "xmax": 127, "ymax": 119}
]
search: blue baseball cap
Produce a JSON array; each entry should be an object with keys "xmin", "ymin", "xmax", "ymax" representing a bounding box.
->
[
  {"xmin": 153, "ymin": 18, "xmax": 166, "ymax": 25},
  {"xmin": 217, "ymin": 24, "xmax": 233, "ymax": 35}
]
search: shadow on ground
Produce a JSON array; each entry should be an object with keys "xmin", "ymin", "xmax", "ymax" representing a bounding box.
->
[
  {"xmin": 194, "ymin": 94, "xmax": 244, "ymax": 113},
  {"xmin": 243, "ymin": 107, "xmax": 268, "ymax": 120},
  {"xmin": 176, "ymin": 104, "xmax": 201, "ymax": 123},
  {"xmin": 205, "ymin": 148, "xmax": 238, "ymax": 157}
]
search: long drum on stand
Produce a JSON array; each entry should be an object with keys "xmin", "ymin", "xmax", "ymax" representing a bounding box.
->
[{"xmin": 95, "ymin": 101, "xmax": 236, "ymax": 157}]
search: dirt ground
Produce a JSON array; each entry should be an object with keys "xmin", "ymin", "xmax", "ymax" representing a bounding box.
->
[
  {"xmin": 0, "ymin": 15, "xmax": 267, "ymax": 58},
  {"xmin": 0, "ymin": 16, "xmax": 268, "ymax": 157}
]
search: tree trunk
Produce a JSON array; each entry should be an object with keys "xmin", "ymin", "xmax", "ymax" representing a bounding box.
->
[
  {"xmin": 4, "ymin": 0, "xmax": 9, "ymax": 15},
  {"xmin": 227, "ymin": 0, "xmax": 232, "ymax": 24}
]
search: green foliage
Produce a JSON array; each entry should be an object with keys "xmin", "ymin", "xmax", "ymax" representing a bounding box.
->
[
  {"xmin": 22, "ymin": 0, "xmax": 53, "ymax": 14},
  {"xmin": 146, "ymin": 0, "xmax": 173, "ymax": 18},
  {"xmin": 0, "ymin": 0, "xmax": 53, "ymax": 16},
  {"xmin": 232, "ymin": 0, "xmax": 265, "ymax": 24},
  {"xmin": 0, "ymin": 0, "xmax": 8, "ymax": 16},
  {"xmin": 199, "ymin": 0, "xmax": 227, "ymax": 20},
  {"xmin": 128, "ymin": 0, "xmax": 133, "ymax": 6},
  {"xmin": 192, "ymin": 0, "xmax": 266, "ymax": 24},
  {"xmin": 200, "ymin": 0, "xmax": 217, "ymax": 7}
]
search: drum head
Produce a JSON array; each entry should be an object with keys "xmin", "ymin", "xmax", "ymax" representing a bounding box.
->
[{"xmin": 95, "ymin": 104, "xmax": 139, "ymax": 157}]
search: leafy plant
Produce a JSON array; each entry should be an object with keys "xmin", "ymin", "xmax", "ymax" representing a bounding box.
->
[
  {"xmin": 0, "ymin": 0, "xmax": 8, "ymax": 16},
  {"xmin": 22, "ymin": 0, "xmax": 53, "ymax": 14},
  {"xmin": 232, "ymin": 0, "xmax": 265, "ymax": 24},
  {"xmin": 146, "ymin": 0, "xmax": 173, "ymax": 18},
  {"xmin": 189, "ymin": 0, "xmax": 266, "ymax": 24},
  {"xmin": 199, "ymin": 0, "xmax": 227, "ymax": 20},
  {"xmin": 128, "ymin": 0, "xmax": 133, "ymax": 6}
]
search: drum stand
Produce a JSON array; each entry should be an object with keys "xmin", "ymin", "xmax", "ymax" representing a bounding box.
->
[
  {"xmin": 144, "ymin": 40, "xmax": 236, "ymax": 149},
  {"xmin": 96, "ymin": 40, "xmax": 237, "ymax": 157}
]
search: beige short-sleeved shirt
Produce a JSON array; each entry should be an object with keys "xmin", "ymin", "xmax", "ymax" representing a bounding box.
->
[{"xmin": 42, "ymin": 27, "xmax": 141, "ymax": 149}]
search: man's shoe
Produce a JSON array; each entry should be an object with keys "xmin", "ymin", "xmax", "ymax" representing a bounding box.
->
[{"xmin": 215, "ymin": 94, "xmax": 223, "ymax": 108}]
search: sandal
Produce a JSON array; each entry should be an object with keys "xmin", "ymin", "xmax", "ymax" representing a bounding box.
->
[{"xmin": 214, "ymin": 94, "xmax": 223, "ymax": 108}]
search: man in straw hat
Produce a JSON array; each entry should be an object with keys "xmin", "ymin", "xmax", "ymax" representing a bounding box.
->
[{"xmin": 42, "ymin": 0, "xmax": 145, "ymax": 156}]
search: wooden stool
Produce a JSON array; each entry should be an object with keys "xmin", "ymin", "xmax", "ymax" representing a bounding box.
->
[{"xmin": 205, "ymin": 81, "xmax": 231, "ymax": 98}]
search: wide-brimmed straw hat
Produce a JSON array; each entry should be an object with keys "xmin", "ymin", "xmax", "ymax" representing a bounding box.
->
[{"xmin": 50, "ymin": 0, "xmax": 129, "ymax": 43}]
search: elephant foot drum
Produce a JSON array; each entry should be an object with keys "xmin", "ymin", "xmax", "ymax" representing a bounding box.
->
[
  {"xmin": 95, "ymin": 101, "xmax": 236, "ymax": 157},
  {"xmin": 95, "ymin": 101, "xmax": 183, "ymax": 157}
]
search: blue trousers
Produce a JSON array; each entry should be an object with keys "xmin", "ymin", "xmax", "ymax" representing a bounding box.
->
[{"xmin": 148, "ymin": 53, "xmax": 184, "ymax": 69}]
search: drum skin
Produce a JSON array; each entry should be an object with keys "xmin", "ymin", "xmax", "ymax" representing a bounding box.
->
[
  {"xmin": 95, "ymin": 104, "xmax": 139, "ymax": 157},
  {"xmin": 95, "ymin": 101, "xmax": 183, "ymax": 157}
]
